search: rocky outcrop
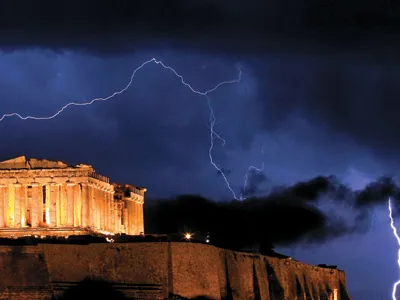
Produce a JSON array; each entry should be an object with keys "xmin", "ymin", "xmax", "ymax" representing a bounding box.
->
[{"xmin": 0, "ymin": 242, "xmax": 350, "ymax": 299}]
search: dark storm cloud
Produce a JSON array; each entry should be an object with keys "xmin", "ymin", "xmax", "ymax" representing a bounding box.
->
[
  {"xmin": 1, "ymin": 1, "xmax": 400, "ymax": 168},
  {"xmin": 0, "ymin": 0, "xmax": 400, "ymax": 55},
  {"xmin": 252, "ymin": 55, "xmax": 400, "ymax": 171},
  {"xmin": 145, "ymin": 174, "xmax": 400, "ymax": 249},
  {"xmin": 145, "ymin": 194, "xmax": 328, "ymax": 250}
]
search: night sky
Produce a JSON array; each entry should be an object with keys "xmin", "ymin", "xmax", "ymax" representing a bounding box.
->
[{"xmin": 1, "ymin": 1, "xmax": 400, "ymax": 299}]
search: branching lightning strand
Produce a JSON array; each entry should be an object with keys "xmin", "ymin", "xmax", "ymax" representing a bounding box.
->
[
  {"xmin": 0, "ymin": 57, "xmax": 263, "ymax": 200},
  {"xmin": 388, "ymin": 197, "xmax": 400, "ymax": 300}
]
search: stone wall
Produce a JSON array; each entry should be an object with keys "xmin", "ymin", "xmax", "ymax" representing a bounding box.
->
[{"xmin": 0, "ymin": 242, "xmax": 351, "ymax": 299}]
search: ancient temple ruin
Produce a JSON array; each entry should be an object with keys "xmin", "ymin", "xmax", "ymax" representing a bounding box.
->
[{"xmin": 0, "ymin": 156, "xmax": 145, "ymax": 237}]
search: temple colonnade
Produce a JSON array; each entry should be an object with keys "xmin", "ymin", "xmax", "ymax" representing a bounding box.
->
[{"xmin": 0, "ymin": 182, "xmax": 144, "ymax": 235}]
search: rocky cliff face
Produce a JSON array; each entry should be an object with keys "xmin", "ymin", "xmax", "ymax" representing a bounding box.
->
[{"xmin": 0, "ymin": 242, "xmax": 350, "ymax": 299}]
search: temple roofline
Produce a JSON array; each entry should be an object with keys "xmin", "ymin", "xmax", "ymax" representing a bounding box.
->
[{"xmin": 0, "ymin": 156, "xmax": 94, "ymax": 170}]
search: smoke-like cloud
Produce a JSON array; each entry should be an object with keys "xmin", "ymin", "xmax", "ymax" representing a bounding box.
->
[{"xmin": 145, "ymin": 175, "xmax": 400, "ymax": 250}]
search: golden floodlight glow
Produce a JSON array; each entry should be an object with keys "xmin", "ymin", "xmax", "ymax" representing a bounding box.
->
[
  {"xmin": 184, "ymin": 233, "xmax": 192, "ymax": 240},
  {"xmin": 105, "ymin": 237, "xmax": 115, "ymax": 243}
]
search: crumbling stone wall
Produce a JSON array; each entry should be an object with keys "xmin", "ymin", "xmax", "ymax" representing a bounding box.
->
[
  {"xmin": 0, "ymin": 242, "xmax": 350, "ymax": 299},
  {"xmin": 169, "ymin": 243, "xmax": 350, "ymax": 300}
]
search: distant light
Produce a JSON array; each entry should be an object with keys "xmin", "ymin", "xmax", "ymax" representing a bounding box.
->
[
  {"xmin": 205, "ymin": 239, "xmax": 210, "ymax": 243},
  {"xmin": 184, "ymin": 233, "xmax": 192, "ymax": 241},
  {"xmin": 106, "ymin": 237, "xmax": 114, "ymax": 243}
]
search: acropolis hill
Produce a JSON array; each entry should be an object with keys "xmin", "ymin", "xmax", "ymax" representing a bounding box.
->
[
  {"xmin": 0, "ymin": 156, "xmax": 351, "ymax": 299},
  {"xmin": 0, "ymin": 156, "xmax": 145, "ymax": 237}
]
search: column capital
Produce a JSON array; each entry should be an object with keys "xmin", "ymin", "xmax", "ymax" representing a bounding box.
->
[
  {"xmin": 49, "ymin": 182, "xmax": 61, "ymax": 186},
  {"xmin": 66, "ymin": 181, "xmax": 75, "ymax": 186},
  {"xmin": 14, "ymin": 183, "xmax": 22, "ymax": 188},
  {"xmin": 31, "ymin": 182, "xmax": 41, "ymax": 187}
]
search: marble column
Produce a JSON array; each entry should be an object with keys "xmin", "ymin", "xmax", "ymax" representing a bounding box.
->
[
  {"xmin": 136, "ymin": 202, "xmax": 140, "ymax": 235},
  {"xmin": 106, "ymin": 190, "xmax": 111, "ymax": 231},
  {"xmin": 105, "ymin": 190, "xmax": 110, "ymax": 231},
  {"xmin": 92, "ymin": 185, "xmax": 97, "ymax": 229},
  {"xmin": 104, "ymin": 191, "xmax": 109, "ymax": 231},
  {"xmin": 132, "ymin": 202, "xmax": 137, "ymax": 235},
  {"xmin": 49, "ymin": 183, "xmax": 58, "ymax": 227},
  {"xmin": 74, "ymin": 184, "xmax": 81, "ymax": 227},
  {"xmin": 44, "ymin": 185, "xmax": 50, "ymax": 226},
  {"xmin": 125, "ymin": 201, "xmax": 132, "ymax": 234},
  {"xmin": 125, "ymin": 202, "xmax": 130, "ymax": 235},
  {"xmin": 103, "ymin": 190, "xmax": 108, "ymax": 231},
  {"xmin": 101, "ymin": 189, "xmax": 106, "ymax": 230},
  {"xmin": 92, "ymin": 186, "xmax": 96, "ymax": 229},
  {"xmin": 66, "ymin": 182, "xmax": 75, "ymax": 226},
  {"xmin": 87, "ymin": 184, "xmax": 93, "ymax": 228},
  {"xmin": 99, "ymin": 189, "xmax": 105, "ymax": 230},
  {"xmin": 20, "ymin": 185, "xmax": 26, "ymax": 227},
  {"xmin": 0, "ymin": 185, "xmax": 5, "ymax": 228},
  {"xmin": 114, "ymin": 202, "xmax": 119, "ymax": 233},
  {"xmin": 108, "ymin": 192, "xmax": 112, "ymax": 232},
  {"xmin": 108, "ymin": 192, "xmax": 113, "ymax": 231},
  {"xmin": 5, "ymin": 185, "xmax": 14, "ymax": 227},
  {"xmin": 123, "ymin": 206, "xmax": 128, "ymax": 233},
  {"xmin": 132, "ymin": 202, "xmax": 138, "ymax": 235},
  {"xmin": 135, "ymin": 203, "xmax": 139, "ymax": 234},
  {"xmin": 96, "ymin": 188, "xmax": 101, "ymax": 229},
  {"xmin": 93, "ymin": 187, "xmax": 98, "ymax": 229},
  {"xmin": 81, "ymin": 183, "xmax": 89, "ymax": 228},
  {"xmin": 133, "ymin": 202, "xmax": 137, "ymax": 234},
  {"xmin": 139, "ymin": 203, "xmax": 144, "ymax": 234},
  {"xmin": 109, "ymin": 193, "xmax": 114, "ymax": 232},
  {"xmin": 31, "ymin": 183, "xmax": 42, "ymax": 227}
]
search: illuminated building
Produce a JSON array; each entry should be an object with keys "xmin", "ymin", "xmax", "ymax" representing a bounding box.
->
[{"xmin": 0, "ymin": 156, "xmax": 145, "ymax": 237}]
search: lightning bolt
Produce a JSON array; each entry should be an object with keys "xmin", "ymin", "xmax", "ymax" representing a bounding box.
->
[
  {"xmin": 239, "ymin": 146, "xmax": 265, "ymax": 200},
  {"xmin": 0, "ymin": 57, "xmax": 263, "ymax": 200},
  {"xmin": 388, "ymin": 197, "xmax": 400, "ymax": 300}
]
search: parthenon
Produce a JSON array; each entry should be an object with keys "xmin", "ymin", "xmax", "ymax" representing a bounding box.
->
[{"xmin": 0, "ymin": 156, "xmax": 145, "ymax": 237}]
